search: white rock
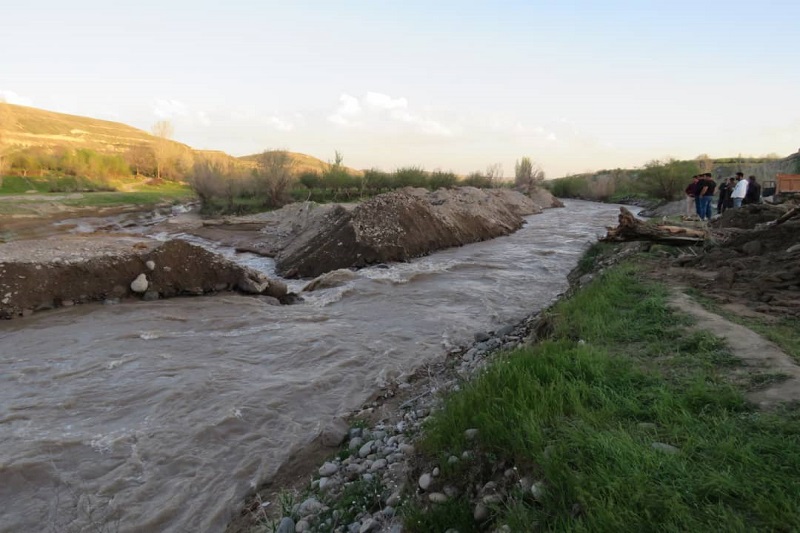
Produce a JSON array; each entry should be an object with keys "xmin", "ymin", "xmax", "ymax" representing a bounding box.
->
[
  {"xmin": 428, "ymin": 492, "xmax": 448, "ymax": 503},
  {"xmin": 464, "ymin": 428, "xmax": 479, "ymax": 440},
  {"xmin": 319, "ymin": 461, "xmax": 339, "ymax": 477},
  {"xmin": 130, "ymin": 273, "xmax": 148, "ymax": 293},
  {"xmin": 531, "ymin": 482, "xmax": 544, "ymax": 500},
  {"xmin": 418, "ymin": 473, "xmax": 433, "ymax": 490},
  {"xmin": 145, "ymin": 260, "xmax": 156, "ymax": 271}
]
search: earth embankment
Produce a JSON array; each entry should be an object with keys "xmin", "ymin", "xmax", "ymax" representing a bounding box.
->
[{"xmin": 0, "ymin": 237, "xmax": 287, "ymax": 319}]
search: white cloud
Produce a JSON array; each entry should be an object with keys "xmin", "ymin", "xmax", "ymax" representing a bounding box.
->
[
  {"xmin": 328, "ymin": 93, "xmax": 362, "ymax": 126},
  {"xmin": 0, "ymin": 90, "xmax": 33, "ymax": 106},
  {"xmin": 327, "ymin": 91, "xmax": 452, "ymax": 136},
  {"xmin": 153, "ymin": 98, "xmax": 189, "ymax": 119},
  {"xmin": 267, "ymin": 116, "xmax": 294, "ymax": 131},
  {"xmin": 364, "ymin": 92, "xmax": 407, "ymax": 111}
]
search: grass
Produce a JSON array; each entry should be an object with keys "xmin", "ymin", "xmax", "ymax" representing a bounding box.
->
[{"xmin": 405, "ymin": 264, "xmax": 800, "ymax": 532}]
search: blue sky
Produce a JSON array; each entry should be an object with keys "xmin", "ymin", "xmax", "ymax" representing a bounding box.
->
[{"xmin": 2, "ymin": 0, "xmax": 798, "ymax": 176}]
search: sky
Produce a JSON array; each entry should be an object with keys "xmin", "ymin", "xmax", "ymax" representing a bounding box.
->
[{"xmin": 2, "ymin": 0, "xmax": 799, "ymax": 177}]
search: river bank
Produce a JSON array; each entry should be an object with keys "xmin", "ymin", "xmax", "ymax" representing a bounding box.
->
[{"xmin": 229, "ymin": 208, "xmax": 800, "ymax": 532}]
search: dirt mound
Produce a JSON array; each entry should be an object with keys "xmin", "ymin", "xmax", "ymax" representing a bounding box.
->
[
  {"xmin": 276, "ymin": 187, "xmax": 542, "ymax": 278},
  {"xmin": 710, "ymin": 203, "xmax": 787, "ymax": 229},
  {"xmin": 0, "ymin": 238, "xmax": 288, "ymax": 319},
  {"xmin": 676, "ymin": 220, "xmax": 800, "ymax": 316}
]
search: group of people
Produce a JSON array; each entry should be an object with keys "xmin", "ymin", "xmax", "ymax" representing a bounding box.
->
[{"xmin": 685, "ymin": 172, "xmax": 762, "ymax": 221}]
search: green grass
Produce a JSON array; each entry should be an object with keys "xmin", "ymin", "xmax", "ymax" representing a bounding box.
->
[{"xmin": 406, "ymin": 265, "xmax": 800, "ymax": 532}]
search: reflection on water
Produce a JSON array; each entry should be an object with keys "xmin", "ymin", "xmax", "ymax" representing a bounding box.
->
[{"xmin": 0, "ymin": 200, "xmax": 621, "ymax": 532}]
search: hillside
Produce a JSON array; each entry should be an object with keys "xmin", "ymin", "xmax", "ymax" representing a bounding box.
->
[
  {"xmin": 0, "ymin": 103, "xmax": 345, "ymax": 175},
  {"xmin": 238, "ymin": 151, "xmax": 362, "ymax": 176}
]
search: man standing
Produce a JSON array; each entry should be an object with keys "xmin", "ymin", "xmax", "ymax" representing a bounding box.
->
[
  {"xmin": 745, "ymin": 175, "xmax": 762, "ymax": 205},
  {"xmin": 717, "ymin": 176, "xmax": 730, "ymax": 215},
  {"xmin": 731, "ymin": 172, "xmax": 748, "ymax": 208},
  {"xmin": 696, "ymin": 173, "xmax": 716, "ymax": 221},
  {"xmin": 685, "ymin": 175, "xmax": 700, "ymax": 217}
]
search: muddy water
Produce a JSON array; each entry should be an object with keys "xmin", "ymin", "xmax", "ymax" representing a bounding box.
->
[{"xmin": 0, "ymin": 201, "xmax": 622, "ymax": 533}]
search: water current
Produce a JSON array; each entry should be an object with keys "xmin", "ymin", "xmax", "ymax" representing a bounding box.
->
[{"xmin": 0, "ymin": 200, "xmax": 623, "ymax": 532}]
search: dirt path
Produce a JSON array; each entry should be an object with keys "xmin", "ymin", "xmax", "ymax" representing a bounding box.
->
[{"xmin": 670, "ymin": 290, "xmax": 800, "ymax": 408}]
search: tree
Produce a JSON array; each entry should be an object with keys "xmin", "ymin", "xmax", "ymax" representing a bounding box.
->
[
  {"xmin": 695, "ymin": 154, "xmax": 714, "ymax": 174},
  {"xmin": 638, "ymin": 158, "xmax": 699, "ymax": 201},
  {"xmin": 126, "ymin": 143, "xmax": 156, "ymax": 177},
  {"xmin": 515, "ymin": 156, "xmax": 545, "ymax": 193},
  {"xmin": 255, "ymin": 149, "xmax": 296, "ymax": 207},
  {"xmin": 485, "ymin": 163, "xmax": 504, "ymax": 186},
  {"xmin": 151, "ymin": 120, "xmax": 174, "ymax": 180}
]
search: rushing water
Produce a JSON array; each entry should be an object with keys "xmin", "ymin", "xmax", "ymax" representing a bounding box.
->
[{"xmin": 0, "ymin": 200, "xmax": 622, "ymax": 533}]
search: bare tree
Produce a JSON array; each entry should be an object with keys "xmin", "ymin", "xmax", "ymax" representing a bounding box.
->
[
  {"xmin": 485, "ymin": 163, "xmax": 504, "ymax": 187},
  {"xmin": 695, "ymin": 153, "xmax": 714, "ymax": 174},
  {"xmin": 151, "ymin": 120, "xmax": 174, "ymax": 180},
  {"xmin": 514, "ymin": 156, "xmax": 545, "ymax": 193},
  {"xmin": 255, "ymin": 150, "xmax": 296, "ymax": 207}
]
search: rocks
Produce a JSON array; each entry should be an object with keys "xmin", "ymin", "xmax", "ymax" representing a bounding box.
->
[
  {"xmin": 303, "ymin": 269, "xmax": 359, "ymax": 292},
  {"xmin": 474, "ymin": 502, "xmax": 489, "ymax": 522},
  {"xmin": 130, "ymin": 273, "xmax": 148, "ymax": 293},
  {"xmin": 145, "ymin": 260, "xmax": 156, "ymax": 271},
  {"xmin": 464, "ymin": 428, "xmax": 479, "ymax": 440},
  {"xmin": 428, "ymin": 492, "xmax": 448, "ymax": 503},
  {"xmin": 474, "ymin": 331, "xmax": 491, "ymax": 342},
  {"xmin": 142, "ymin": 290, "xmax": 160, "ymax": 302}
]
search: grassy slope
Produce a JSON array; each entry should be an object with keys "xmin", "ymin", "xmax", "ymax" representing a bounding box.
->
[
  {"xmin": 238, "ymin": 151, "xmax": 363, "ymax": 176},
  {"xmin": 407, "ymin": 263, "xmax": 800, "ymax": 532},
  {"xmin": 0, "ymin": 103, "xmax": 343, "ymax": 174}
]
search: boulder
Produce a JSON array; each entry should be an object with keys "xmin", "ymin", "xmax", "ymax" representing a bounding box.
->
[
  {"xmin": 303, "ymin": 269, "xmax": 359, "ymax": 292},
  {"xmin": 130, "ymin": 274, "xmax": 148, "ymax": 293}
]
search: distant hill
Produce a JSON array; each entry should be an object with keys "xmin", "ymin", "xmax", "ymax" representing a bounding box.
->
[
  {"xmin": 0, "ymin": 103, "xmax": 188, "ymax": 154},
  {"xmin": 0, "ymin": 103, "xmax": 352, "ymax": 175},
  {"xmin": 238, "ymin": 151, "xmax": 362, "ymax": 176}
]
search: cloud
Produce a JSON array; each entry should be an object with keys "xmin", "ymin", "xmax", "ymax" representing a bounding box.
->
[
  {"xmin": 327, "ymin": 91, "xmax": 452, "ymax": 136},
  {"xmin": 267, "ymin": 116, "xmax": 294, "ymax": 131},
  {"xmin": 328, "ymin": 94, "xmax": 362, "ymax": 126},
  {"xmin": 0, "ymin": 90, "xmax": 33, "ymax": 106},
  {"xmin": 153, "ymin": 98, "xmax": 189, "ymax": 119}
]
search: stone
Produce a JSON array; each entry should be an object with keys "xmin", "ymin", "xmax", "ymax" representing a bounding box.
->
[
  {"xmin": 297, "ymin": 497, "xmax": 324, "ymax": 516},
  {"xmin": 418, "ymin": 473, "xmax": 433, "ymax": 490},
  {"xmin": 370, "ymin": 459, "xmax": 387, "ymax": 472},
  {"xmin": 448, "ymin": 455, "xmax": 459, "ymax": 464},
  {"xmin": 237, "ymin": 272, "xmax": 270, "ymax": 294},
  {"xmin": 432, "ymin": 467, "xmax": 440, "ymax": 477},
  {"xmin": 787, "ymin": 244, "xmax": 800, "ymax": 254},
  {"xmin": 474, "ymin": 331, "xmax": 491, "ymax": 342},
  {"xmin": 142, "ymin": 290, "xmax": 159, "ymax": 302},
  {"xmin": 531, "ymin": 483, "xmax": 544, "ymax": 500},
  {"xmin": 130, "ymin": 273, "xmax": 148, "ymax": 293},
  {"xmin": 474, "ymin": 502, "xmax": 489, "ymax": 522},
  {"xmin": 359, "ymin": 519, "xmax": 379, "ymax": 533},
  {"xmin": 276, "ymin": 517, "xmax": 295, "ymax": 533},
  {"xmin": 399, "ymin": 443, "xmax": 414, "ymax": 455},
  {"xmin": 359, "ymin": 441, "xmax": 375, "ymax": 458},
  {"xmin": 145, "ymin": 260, "xmax": 156, "ymax": 271},
  {"xmin": 651, "ymin": 442, "xmax": 680, "ymax": 454},
  {"xmin": 321, "ymin": 417, "xmax": 350, "ymax": 447},
  {"xmin": 350, "ymin": 427, "xmax": 363, "ymax": 439},
  {"xmin": 496, "ymin": 325, "xmax": 515, "ymax": 337},
  {"xmin": 428, "ymin": 492, "xmax": 448, "ymax": 503},
  {"xmin": 464, "ymin": 428, "xmax": 479, "ymax": 440},
  {"xmin": 349, "ymin": 437, "xmax": 364, "ymax": 450},
  {"xmin": 319, "ymin": 461, "xmax": 339, "ymax": 477},
  {"xmin": 295, "ymin": 519, "xmax": 310, "ymax": 532}
]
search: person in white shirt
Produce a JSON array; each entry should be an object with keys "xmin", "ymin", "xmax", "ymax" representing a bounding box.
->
[{"xmin": 730, "ymin": 172, "xmax": 749, "ymax": 208}]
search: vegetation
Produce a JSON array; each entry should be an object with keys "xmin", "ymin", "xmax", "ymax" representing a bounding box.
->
[
  {"xmin": 405, "ymin": 263, "xmax": 800, "ymax": 532},
  {"xmin": 514, "ymin": 156, "xmax": 545, "ymax": 193}
]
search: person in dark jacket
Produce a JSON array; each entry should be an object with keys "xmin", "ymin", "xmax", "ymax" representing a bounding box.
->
[
  {"xmin": 685, "ymin": 175, "xmax": 700, "ymax": 217},
  {"xmin": 717, "ymin": 177, "xmax": 730, "ymax": 214},
  {"xmin": 696, "ymin": 173, "xmax": 716, "ymax": 221},
  {"xmin": 744, "ymin": 175, "xmax": 762, "ymax": 205}
]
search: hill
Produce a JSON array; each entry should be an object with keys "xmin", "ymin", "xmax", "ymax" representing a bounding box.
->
[
  {"xmin": 0, "ymin": 103, "xmax": 349, "ymax": 176},
  {"xmin": 238, "ymin": 151, "xmax": 362, "ymax": 176}
]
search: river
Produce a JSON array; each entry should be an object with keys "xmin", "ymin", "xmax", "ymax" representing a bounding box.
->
[{"xmin": 0, "ymin": 200, "xmax": 621, "ymax": 532}]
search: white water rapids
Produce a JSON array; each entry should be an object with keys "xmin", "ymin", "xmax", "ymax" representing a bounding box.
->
[{"xmin": 0, "ymin": 201, "xmax": 623, "ymax": 532}]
